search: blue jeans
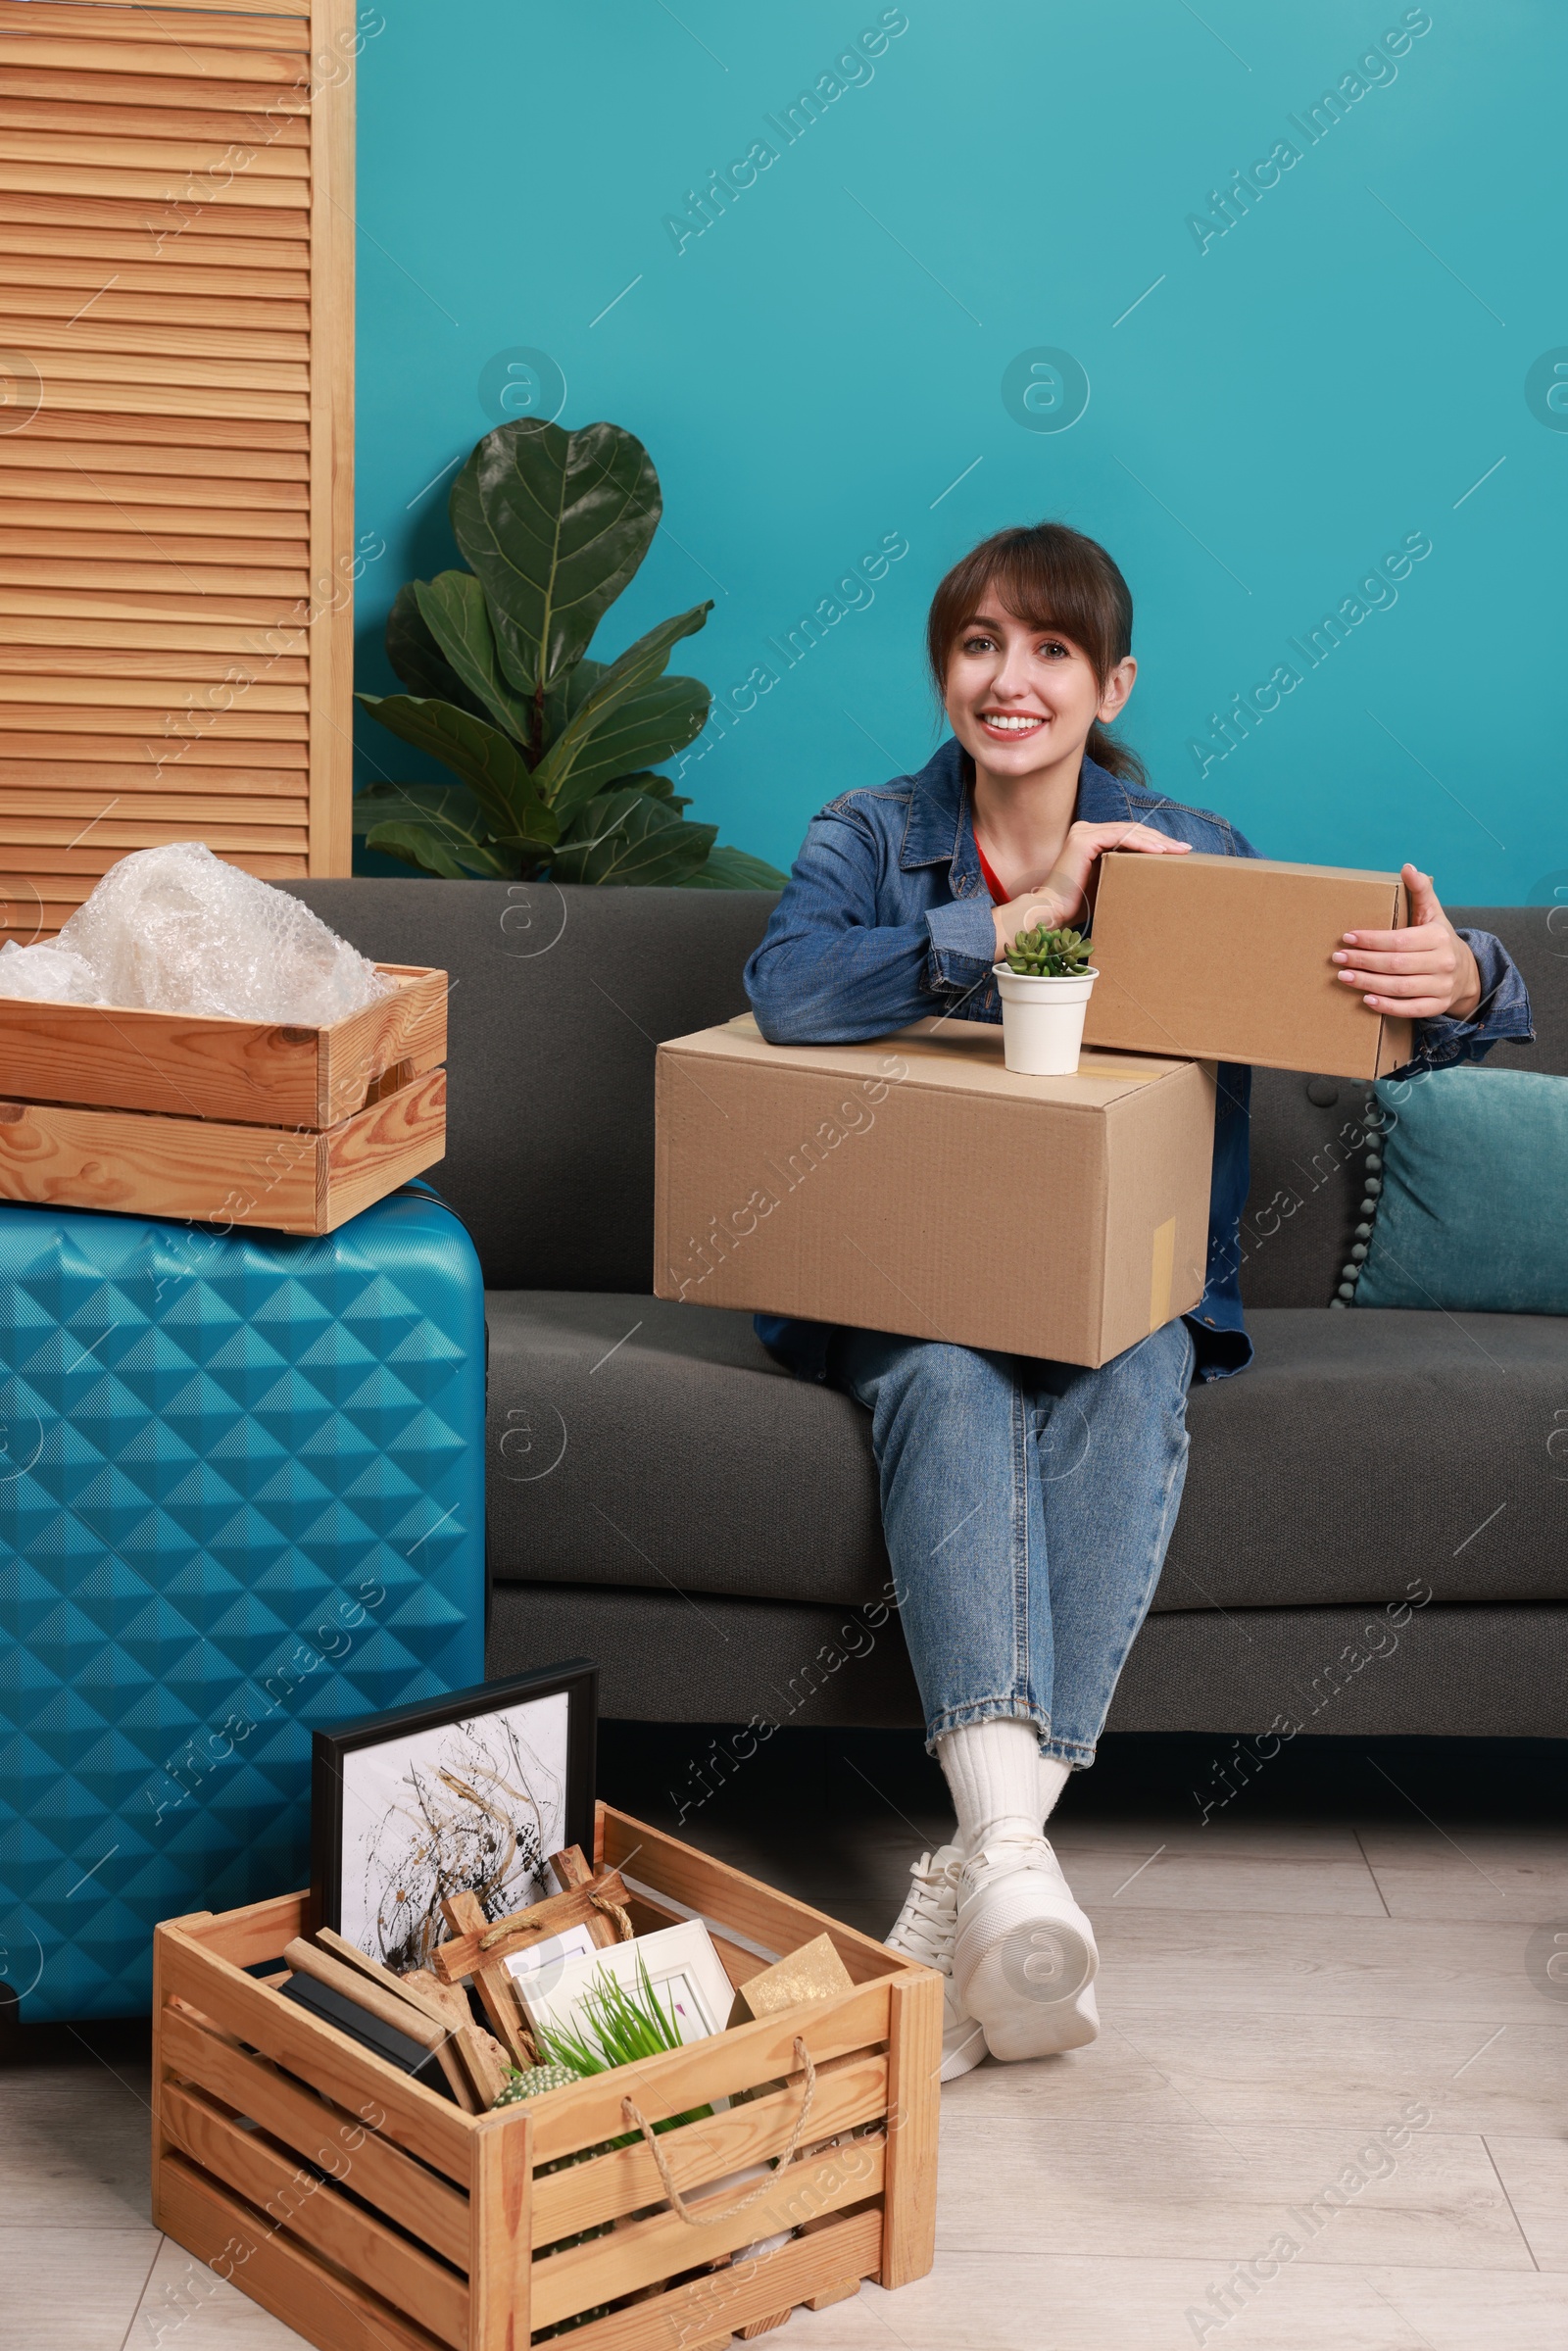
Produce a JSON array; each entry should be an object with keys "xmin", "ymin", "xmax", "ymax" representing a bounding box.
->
[{"xmin": 832, "ymin": 1318, "xmax": 1197, "ymax": 1767}]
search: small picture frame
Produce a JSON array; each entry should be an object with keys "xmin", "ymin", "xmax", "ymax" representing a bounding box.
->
[
  {"xmin": 310, "ymin": 1658, "xmax": 597, "ymax": 1971},
  {"xmin": 522, "ymin": 1919, "xmax": 734, "ymax": 2049}
]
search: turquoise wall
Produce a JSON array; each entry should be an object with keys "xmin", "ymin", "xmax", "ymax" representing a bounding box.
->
[{"xmin": 354, "ymin": 0, "xmax": 1565, "ymax": 904}]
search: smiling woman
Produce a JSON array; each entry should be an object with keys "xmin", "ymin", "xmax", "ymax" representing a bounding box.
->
[{"xmin": 741, "ymin": 514, "xmax": 1532, "ymax": 2083}]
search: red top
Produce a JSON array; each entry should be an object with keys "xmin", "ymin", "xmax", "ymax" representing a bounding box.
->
[{"xmin": 974, "ymin": 836, "xmax": 1008, "ymax": 906}]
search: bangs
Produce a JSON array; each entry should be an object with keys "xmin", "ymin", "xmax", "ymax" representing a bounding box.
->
[{"xmin": 927, "ymin": 523, "xmax": 1134, "ymax": 696}]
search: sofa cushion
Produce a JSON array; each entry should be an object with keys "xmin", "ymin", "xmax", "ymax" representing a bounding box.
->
[
  {"xmin": 485, "ymin": 1292, "xmax": 890, "ymax": 1607},
  {"xmin": 1167, "ymin": 1305, "xmax": 1568, "ymax": 1609},
  {"xmin": 487, "ymin": 1295, "xmax": 1568, "ymax": 1613}
]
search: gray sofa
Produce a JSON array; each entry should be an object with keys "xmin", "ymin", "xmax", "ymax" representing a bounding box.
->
[{"xmin": 288, "ymin": 882, "xmax": 1568, "ymax": 1741}]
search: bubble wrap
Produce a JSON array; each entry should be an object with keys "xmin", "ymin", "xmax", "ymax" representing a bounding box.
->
[
  {"xmin": 0, "ymin": 940, "xmax": 108, "ymax": 1005},
  {"xmin": 2, "ymin": 844, "xmax": 392, "ymax": 1023}
]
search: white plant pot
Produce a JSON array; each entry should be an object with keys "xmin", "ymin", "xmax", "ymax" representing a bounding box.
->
[{"xmin": 993, "ymin": 963, "xmax": 1099, "ymax": 1076}]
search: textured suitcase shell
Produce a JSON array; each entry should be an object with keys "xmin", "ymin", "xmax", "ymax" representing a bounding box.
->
[{"xmin": 0, "ymin": 1185, "xmax": 486, "ymax": 2019}]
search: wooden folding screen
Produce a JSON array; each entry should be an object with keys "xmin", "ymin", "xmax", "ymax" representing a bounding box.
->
[{"xmin": 0, "ymin": 0, "xmax": 355, "ymax": 947}]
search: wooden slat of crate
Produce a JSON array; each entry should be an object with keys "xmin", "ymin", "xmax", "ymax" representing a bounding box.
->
[
  {"xmin": 532, "ymin": 2051, "xmax": 889, "ymax": 2244},
  {"xmin": 469, "ymin": 2115, "xmax": 531, "ymax": 2351},
  {"xmin": 881, "ymin": 1971, "xmax": 943, "ymax": 2289},
  {"xmin": 564, "ymin": 2208, "xmax": 883, "ymax": 2351},
  {"xmin": 158, "ymin": 2156, "xmax": 449, "ymax": 2351},
  {"xmin": 160, "ymin": 2002, "xmax": 471, "ymax": 2270},
  {"xmin": 156, "ymin": 1921, "xmax": 475, "ymax": 2184},
  {"xmin": 0, "ymin": 1063, "xmax": 444, "ymax": 1234},
  {"xmin": 0, "ymin": 963, "xmax": 443, "ymax": 1125},
  {"xmin": 600, "ymin": 1807, "xmax": 904, "ymax": 1984},
  {"xmin": 162, "ymin": 2081, "xmax": 469, "ymax": 2349},
  {"xmin": 532, "ymin": 2137, "xmax": 886, "ymax": 2333},
  {"xmin": 525, "ymin": 1981, "xmax": 894, "ymax": 2171}
]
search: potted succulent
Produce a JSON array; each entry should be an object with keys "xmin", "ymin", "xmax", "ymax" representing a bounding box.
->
[{"xmin": 994, "ymin": 923, "xmax": 1099, "ymax": 1075}]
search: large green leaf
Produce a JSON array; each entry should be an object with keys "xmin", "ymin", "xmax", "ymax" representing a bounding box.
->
[
  {"xmin": 352, "ymin": 781, "xmax": 519, "ymax": 877},
  {"xmin": 384, "ymin": 583, "xmax": 487, "ymax": 718},
  {"xmin": 551, "ymin": 787, "xmax": 716, "ymax": 887},
  {"xmin": 450, "ymin": 418, "xmax": 662, "ymax": 697},
  {"xmin": 356, "ymin": 693, "xmax": 558, "ymax": 849},
  {"xmin": 531, "ymin": 604, "xmax": 711, "ymax": 825},
  {"xmin": 680, "ymin": 844, "xmax": 789, "ymax": 890},
  {"xmin": 413, "ymin": 572, "xmax": 537, "ymax": 748}
]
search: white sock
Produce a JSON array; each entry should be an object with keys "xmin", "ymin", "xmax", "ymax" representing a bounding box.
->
[{"xmin": 938, "ymin": 1720, "xmax": 1071, "ymax": 1854}]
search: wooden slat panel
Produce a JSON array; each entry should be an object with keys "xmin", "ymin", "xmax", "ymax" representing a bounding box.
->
[
  {"xmin": 0, "ymin": 647, "xmax": 307, "ymax": 681},
  {"xmin": 160, "ymin": 2003, "xmax": 470, "ymax": 2273},
  {"xmin": 16, "ymin": 317, "xmax": 311, "ymax": 364},
  {"xmin": 2, "ymin": 284, "xmax": 311, "ymax": 331},
  {"xmin": 881, "ymin": 1972, "xmax": 941, "ymax": 2290},
  {"xmin": 0, "ymin": 3, "xmax": 313, "ymax": 52},
  {"xmin": 469, "ymin": 2117, "xmax": 531, "ymax": 2351},
  {"xmin": 0, "ymin": 0, "xmax": 353, "ymax": 911},
  {"xmin": 7, "ymin": 407, "xmax": 309, "ymax": 452},
  {"xmin": 0, "ymin": 559, "xmax": 313, "ymax": 594},
  {"xmin": 0, "ymin": 97, "xmax": 311, "ymax": 148},
  {"xmin": 0, "ymin": 218, "xmax": 310, "ymax": 269},
  {"xmin": 309, "ymin": 0, "xmax": 353, "ymax": 872},
  {"xmin": 0, "ymin": 612, "xmax": 308, "ymax": 652},
  {"xmin": 0, "ymin": 193, "xmax": 310, "ymax": 239},
  {"xmin": 21, "ymin": 344, "xmax": 310, "ymax": 392},
  {"xmin": 0, "ymin": 703, "xmax": 309, "ymax": 737},
  {"xmin": 0, "ymin": 787, "xmax": 309, "ymax": 821},
  {"xmin": 0, "ymin": 503, "xmax": 311, "ymax": 544},
  {"xmin": 0, "ymin": 475, "xmax": 309, "ymax": 524},
  {"xmin": 161, "ymin": 2083, "xmax": 468, "ymax": 2351},
  {"xmin": 0, "ymin": 819, "xmax": 310, "ymax": 853},
  {"xmin": 0, "ymin": 66, "xmax": 311, "ymax": 120},
  {"xmin": 0, "ymin": 130, "xmax": 313, "ymax": 179},
  {"xmin": 30, "ymin": 377, "xmax": 311, "ymax": 423},
  {"xmin": 0, "ymin": 252, "xmax": 311, "ymax": 298},
  {"xmin": 0, "ymin": 729, "xmax": 308, "ymax": 765}
]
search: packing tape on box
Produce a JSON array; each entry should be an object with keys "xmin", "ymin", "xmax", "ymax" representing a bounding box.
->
[{"xmin": 1150, "ymin": 1217, "xmax": 1176, "ymax": 1333}]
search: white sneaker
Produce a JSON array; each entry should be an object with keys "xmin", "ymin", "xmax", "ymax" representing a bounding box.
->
[
  {"xmin": 885, "ymin": 1845, "xmax": 987, "ymax": 2082},
  {"xmin": 951, "ymin": 1832, "xmax": 1101, "ymax": 2062}
]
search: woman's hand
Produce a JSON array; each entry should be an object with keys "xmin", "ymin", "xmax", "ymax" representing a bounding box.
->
[
  {"xmin": 1332, "ymin": 864, "xmax": 1482, "ymax": 1020},
  {"xmin": 990, "ymin": 820, "xmax": 1190, "ymax": 959}
]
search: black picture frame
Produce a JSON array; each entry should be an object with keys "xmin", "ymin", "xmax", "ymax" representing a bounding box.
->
[{"xmin": 309, "ymin": 1657, "xmax": 598, "ymax": 1960}]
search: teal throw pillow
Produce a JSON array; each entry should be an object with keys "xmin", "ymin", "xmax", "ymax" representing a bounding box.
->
[{"xmin": 1352, "ymin": 1064, "xmax": 1568, "ymax": 1314}]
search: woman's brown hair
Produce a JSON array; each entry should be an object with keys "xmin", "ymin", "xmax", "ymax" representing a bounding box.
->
[{"xmin": 925, "ymin": 521, "xmax": 1147, "ymax": 787}]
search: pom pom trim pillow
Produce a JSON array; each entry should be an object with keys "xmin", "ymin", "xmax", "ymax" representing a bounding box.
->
[{"xmin": 1353, "ymin": 1065, "xmax": 1568, "ymax": 1314}]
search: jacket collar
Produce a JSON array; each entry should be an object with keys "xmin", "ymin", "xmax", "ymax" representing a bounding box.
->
[{"xmin": 897, "ymin": 737, "xmax": 1144, "ymax": 874}]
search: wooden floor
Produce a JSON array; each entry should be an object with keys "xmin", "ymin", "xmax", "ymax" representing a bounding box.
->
[{"xmin": 5, "ymin": 1730, "xmax": 1566, "ymax": 2351}]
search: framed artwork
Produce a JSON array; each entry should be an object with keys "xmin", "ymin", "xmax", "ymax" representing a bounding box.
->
[
  {"xmin": 310, "ymin": 1658, "xmax": 597, "ymax": 1970},
  {"xmin": 520, "ymin": 1920, "xmax": 734, "ymax": 2048}
]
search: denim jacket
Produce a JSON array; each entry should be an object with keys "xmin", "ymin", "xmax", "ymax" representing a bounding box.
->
[{"xmin": 744, "ymin": 738, "xmax": 1533, "ymax": 1382}]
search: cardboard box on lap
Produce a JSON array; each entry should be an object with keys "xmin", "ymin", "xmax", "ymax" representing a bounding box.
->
[
  {"xmin": 1083, "ymin": 851, "xmax": 1412, "ymax": 1079},
  {"xmin": 654, "ymin": 1015, "xmax": 1216, "ymax": 1369}
]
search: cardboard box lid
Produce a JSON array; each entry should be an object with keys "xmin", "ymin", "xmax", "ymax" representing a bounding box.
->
[
  {"xmin": 670, "ymin": 1013, "xmax": 1197, "ymax": 1106},
  {"xmin": 1085, "ymin": 851, "xmax": 1410, "ymax": 1078}
]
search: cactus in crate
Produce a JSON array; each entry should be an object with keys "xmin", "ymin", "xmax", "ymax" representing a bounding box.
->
[
  {"xmin": 1004, "ymin": 922, "xmax": 1094, "ymax": 978},
  {"xmin": 490, "ymin": 2060, "xmax": 581, "ymax": 2109}
]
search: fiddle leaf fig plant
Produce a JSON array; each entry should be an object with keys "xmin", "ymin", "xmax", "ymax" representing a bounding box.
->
[
  {"xmin": 354, "ymin": 417, "xmax": 786, "ymax": 890},
  {"xmin": 1004, "ymin": 922, "xmax": 1095, "ymax": 978}
]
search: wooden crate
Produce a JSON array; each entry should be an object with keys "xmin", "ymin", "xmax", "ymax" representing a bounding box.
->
[
  {"xmin": 0, "ymin": 962, "xmax": 446, "ymax": 1233},
  {"xmin": 152, "ymin": 1803, "xmax": 942, "ymax": 2351}
]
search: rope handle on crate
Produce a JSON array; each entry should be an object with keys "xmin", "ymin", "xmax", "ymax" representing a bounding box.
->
[
  {"xmin": 619, "ymin": 2036, "xmax": 816, "ymax": 2228},
  {"xmin": 590, "ymin": 1891, "xmax": 635, "ymax": 1941}
]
